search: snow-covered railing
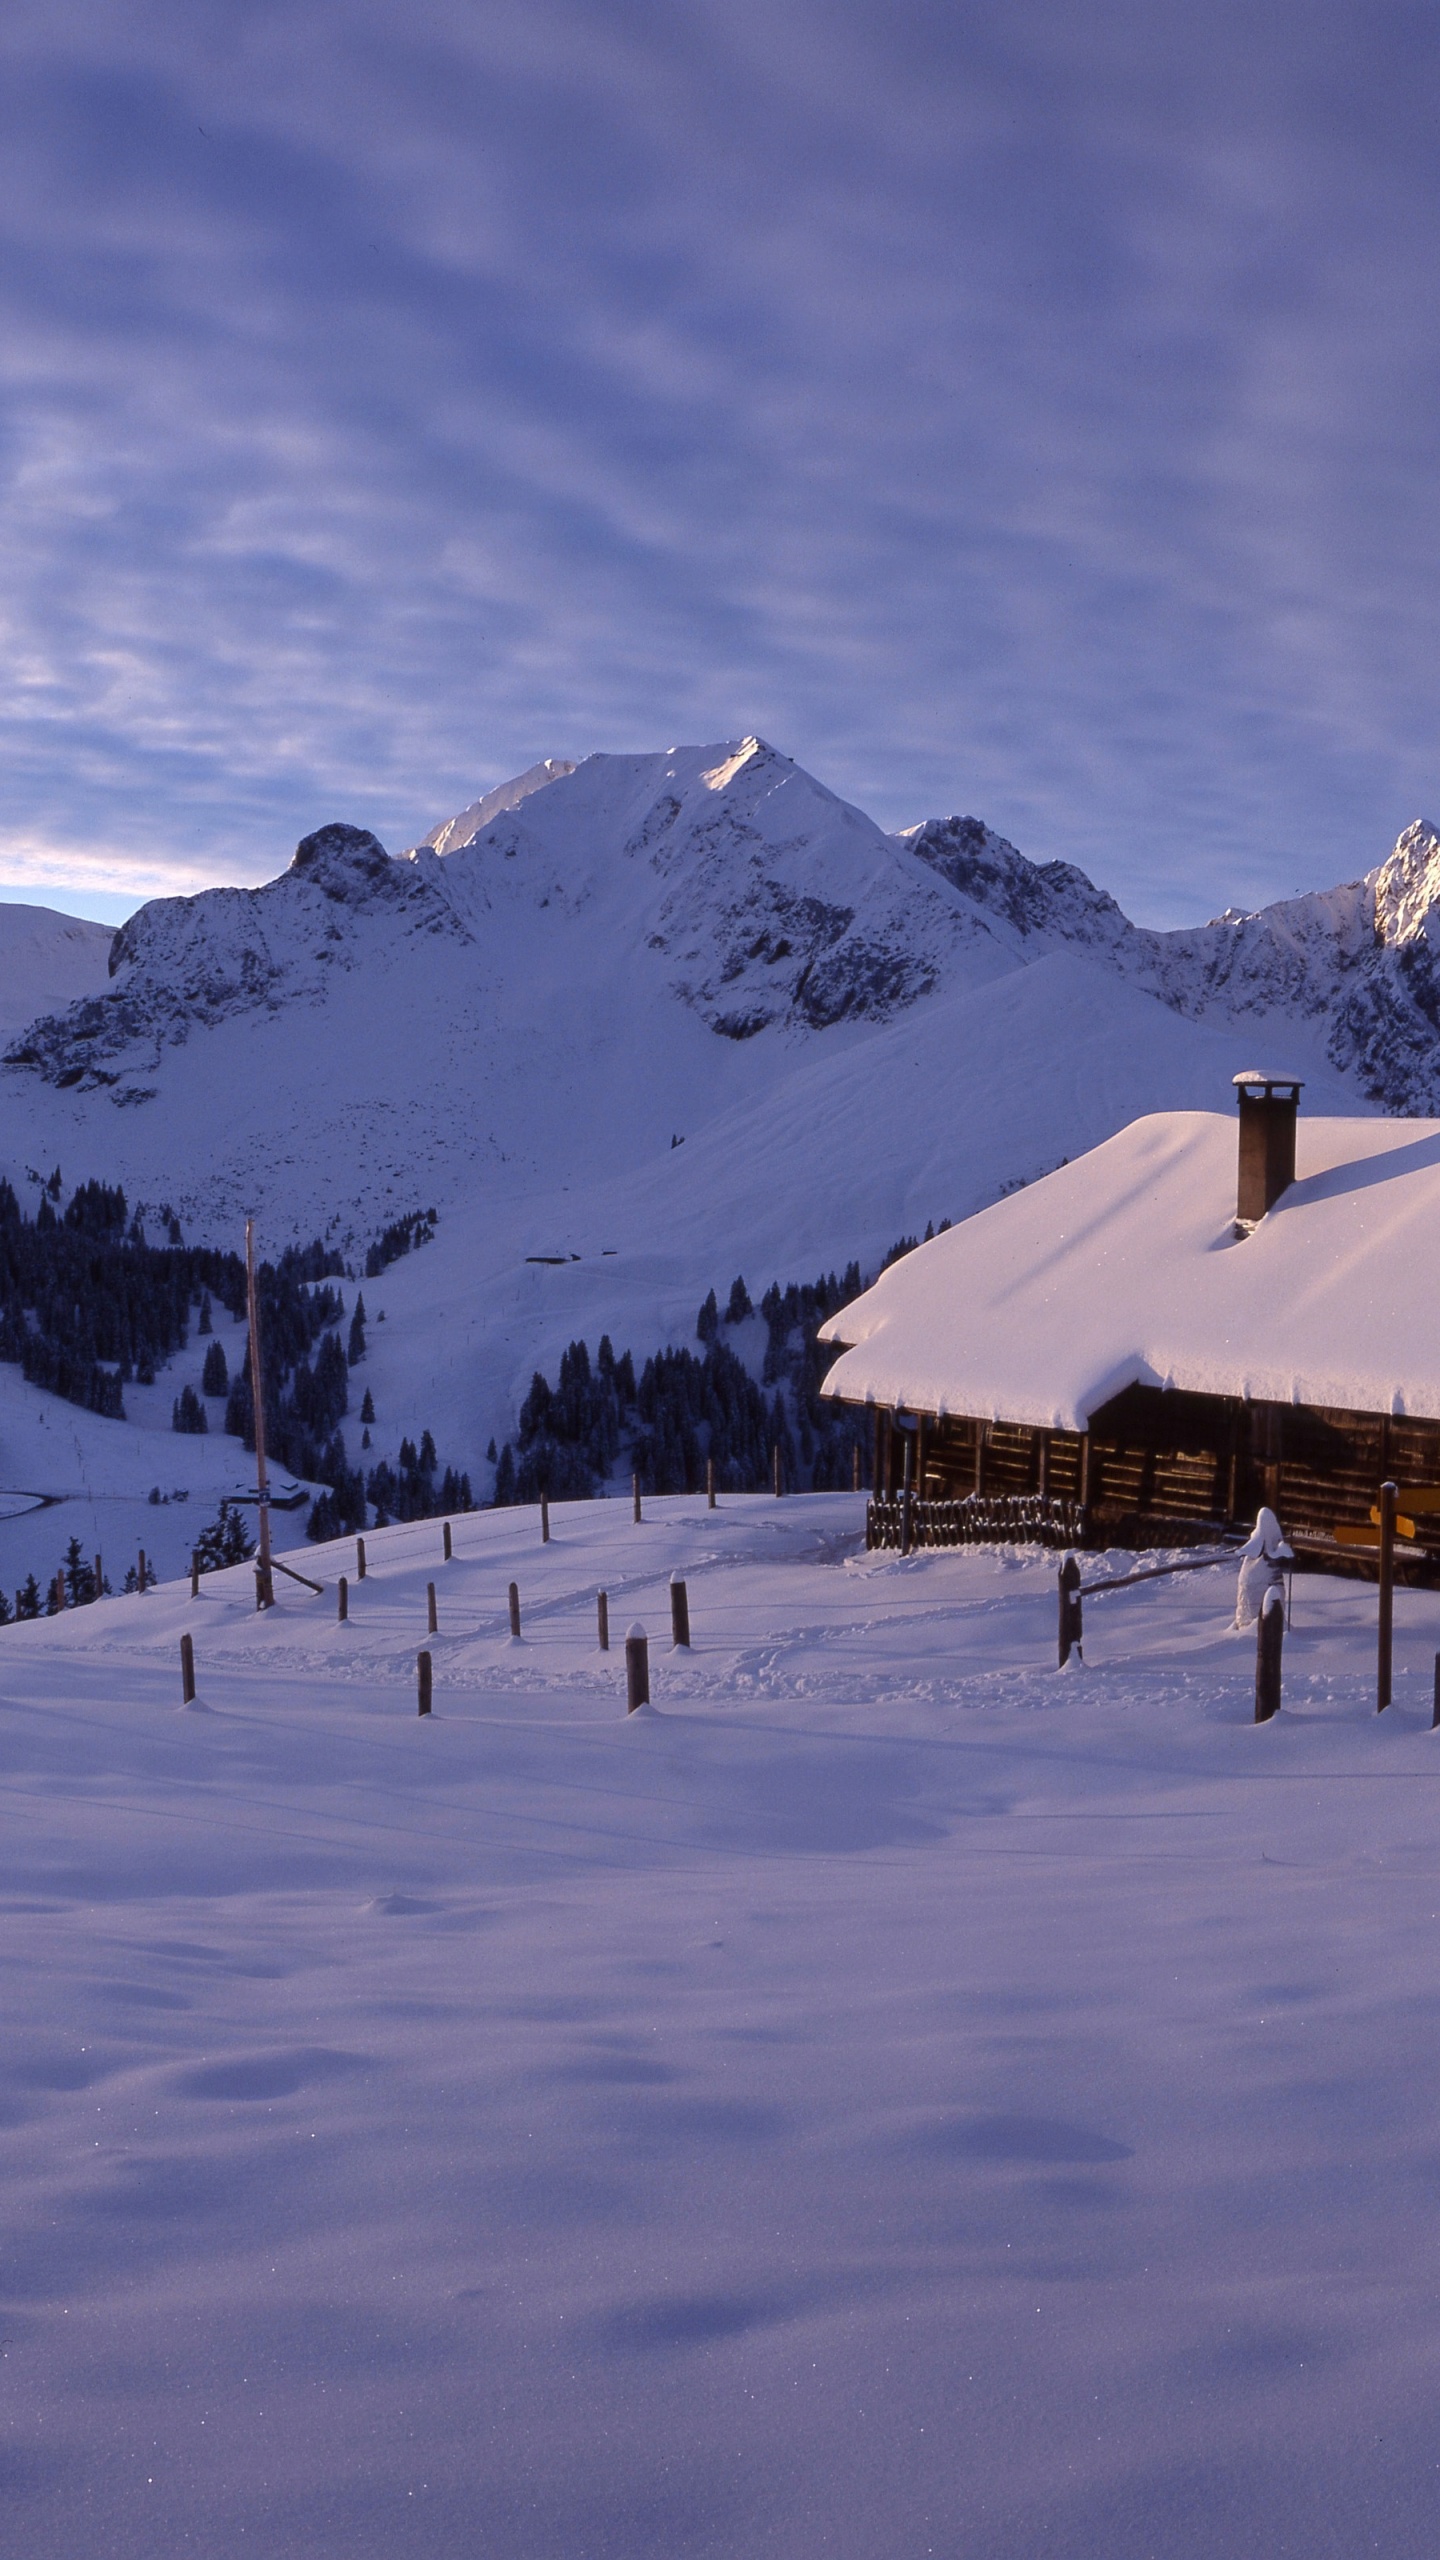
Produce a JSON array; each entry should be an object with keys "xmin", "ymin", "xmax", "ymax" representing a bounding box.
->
[{"xmin": 866, "ymin": 1492, "xmax": 1085, "ymax": 1554}]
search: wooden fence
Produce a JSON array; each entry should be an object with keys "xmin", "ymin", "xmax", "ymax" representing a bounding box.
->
[{"xmin": 866, "ymin": 1492, "xmax": 1087, "ymax": 1553}]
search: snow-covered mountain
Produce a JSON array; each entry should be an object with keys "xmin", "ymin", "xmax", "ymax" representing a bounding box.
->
[
  {"xmin": 0, "ymin": 901, "xmax": 113, "ymax": 1043},
  {"xmin": 0, "ymin": 733, "xmax": 1436, "ymax": 1494}
]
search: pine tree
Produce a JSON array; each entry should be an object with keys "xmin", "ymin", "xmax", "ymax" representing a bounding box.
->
[
  {"xmin": 202, "ymin": 1340, "xmax": 228, "ymax": 1396},
  {"xmin": 197, "ymin": 1291, "xmax": 213, "ymax": 1335},
  {"xmin": 360, "ymin": 1387, "xmax": 375, "ymax": 1425},
  {"xmin": 0, "ymin": 1586, "xmax": 11, "ymax": 1626},
  {"xmin": 696, "ymin": 1287, "xmax": 719, "ymax": 1343},
  {"xmin": 15, "ymin": 1573, "xmax": 40, "ymax": 1620},
  {"xmin": 493, "ymin": 1443, "xmax": 516, "ymax": 1505},
  {"xmin": 725, "ymin": 1276, "xmax": 752, "ymax": 1324},
  {"xmin": 61, "ymin": 1535, "xmax": 94, "ymax": 1605},
  {"xmin": 172, "ymin": 1383, "xmax": 208, "ymax": 1434},
  {"xmin": 348, "ymin": 1294, "xmax": 367, "ymax": 1364}
]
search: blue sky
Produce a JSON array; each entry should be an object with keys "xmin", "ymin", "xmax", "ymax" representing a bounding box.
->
[{"xmin": 3, "ymin": 0, "xmax": 1440, "ymax": 929}]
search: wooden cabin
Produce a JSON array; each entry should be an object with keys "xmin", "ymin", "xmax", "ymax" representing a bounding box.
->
[{"xmin": 818, "ymin": 1076, "xmax": 1440, "ymax": 1572}]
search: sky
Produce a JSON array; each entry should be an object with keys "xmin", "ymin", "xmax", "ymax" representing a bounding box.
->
[{"xmin": 3, "ymin": 1, "xmax": 1440, "ymax": 931}]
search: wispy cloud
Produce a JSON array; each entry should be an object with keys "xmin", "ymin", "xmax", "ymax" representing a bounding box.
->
[{"xmin": 1, "ymin": 2, "xmax": 1438, "ymax": 926}]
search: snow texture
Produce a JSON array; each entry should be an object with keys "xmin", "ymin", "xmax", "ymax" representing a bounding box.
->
[
  {"xmin": 820, "ymin": 1108, "xmax": 1440, "ymax": 1428},
  {"xmin": 5, "ymin": 1491, "xmax": 1440, "ymax": 2558},
  {"xmin": 0, "ymin": 901, "xmax": 113, "ymax": 1042}
]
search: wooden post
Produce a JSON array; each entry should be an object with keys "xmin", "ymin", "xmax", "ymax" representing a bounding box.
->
[
  {"xmin": 625, "ymin": 1622, "xmax": 650, "ymax": 1712},
  {"xmin": 427, "ymin": 1581, "xmax": 438, "ymax": 1635},
  {"xmin": 707, "ymin": 1457, "xmax": 716, "ymax": 1509},
  {"xmin": 632, "ymin": 1472, "xmax": 642, "ymax": 1524},
  {"xmin": 1432, "ymin": 1652, "xmax": 1440, "ymax": 1731},
  {"xmin": 245, "ymin": 1215, "xmax": 275, "ymax": 1609},
  {"xmin": 356, "ymin": 1535, "xmax": 367, "ymax": 1580},
  {"xmin": 1256, "ymin": 1583, "xmax": 1284, "ymax": 1721},
  {"xmin": 915, "ymin": 1414, "xmax": 927, "ymax": 1497},
  {"xmin": 338, "ymin": 1574, "xmax": 348, "ymax": 1623},
  {"xmin": 1378, "ymin": 1477, "xmax": 1397, "ymax": 1712},
  {"xmin": 417, "ymin": 1650, "xmax": 432, "ymax": 1716},
  {"xmin": 191, "ymin": 1552, "xmax": 200, "ymax": 1599},
  {"xmin": 1037, "ymin": 1431, "xmax": 1050, "ymax": 1500},
  {"xmin": 773, "ymin": 1443, "xmax": 783, "ymax": 1499},
  {"xmin": 1057, "ymin": 1555, "xmax": 1083, "ymax": 1666},
  {"xmin": 94, "ymin": 1552, "xmax": 102, "ymax": 1599},
  {"xmin": 443, "ymin": 1520, "xmax": 452, "ymax": 1562},
  {"xmin": 974, "ymin": 1424, "xmax": 985, "ymax": 1498},
  {"xmin": 597, "ymin": 1588, "xmax": 609, "ymax": 1651},
  {"xmin": 541, "ymin": 1493, "xmax": 550, "ymax": 1543},
  {"xmin": 900, "ymin": 1432, "xmax": 913, "ymax": 1557},
  {"xmin": 670, "ymin": 1576, "xmax": 690, "ymax": 1649},
  {"xmin": 852, "ymin": 1442, "xmax": 861, "ymax": 1494},
  {"xmin": 1079, "ymin": 1433, "xmax": 1091, "ymax": 1510},
  {"xmin": 180, "ymin": 1631, "xmax": 196, "ymax": 1704},
  {"xmin": 508, "ymin": 1580, "xmax": 521, "ymax": 1640},
  {"xmin": 52, "ymin": 1573, "xmax": 64, "ymax": 1612},
  {"xmin": 138, "ymin": 1546, "xmax": 148, "ymax": 1592}
]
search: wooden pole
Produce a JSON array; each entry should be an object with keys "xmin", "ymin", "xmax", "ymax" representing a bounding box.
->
[
  {"xmin": 427, "ymin": 1581, "xmax": 438, "ymax": 1635},
  {"xmin": 1256, "ymin": 1583, "xmax": 1284, "ymax": 1721},
  {"xmin": 541, "ymin": 1493, "xmax": 550, "ymax": 1544},
  {"xmin": 597, "ymin": 1588, "xmax": 609, "ymax": 1651},
  {"xmin": 191, "ymin": 1552, "xmax": 200, "ymax": 1599},
  {"xmin": 852, "ymin": 1442, "xmax": 861, "ymax": 1494},
  {"xmin": 180, "ymin": 1631, "xmax": 196, "ymax": 1705},
  {"xmin": 1433, "ymin": 1652, "xmax": 1440, "ymax": 1731},
  {"xmin": 338, "ymin": 1574, "xmax": 348, "ymax": 1622},
  {"xmin": 356, "ymin": 1535, "xmax": 367, "ymax": 1580},
  {"xmin": 245, "ymin": 1216, "xmax": 275, "ymax": 1608},
  {"xmin": 707, "ymin": 1456, "xmax": 716, "ymax": 1509},
  {"xmin": 1378, "ymin": 1477, "xmax": 1397, "ymax": 1712},
  {"xmin": 138, "ymin": 1546, "xmax": 148, "ymax": 1592},
  {"xmin": 670, "ymin": 1576, "xmax": 690, "ymax": 1649},
  {"xmin": 417, "ymin": 1650, "xmax": 432, "ymax": 1716},
  {"xmin": 625, "ymin": 1622, "xmax": 649, "ymax": 1712},
  {"xmin": 773, "ymin": 1443, "xmax": 783, "ymax": 1499},
  {"xmin": 632, "ymin": 1472, "xmax": 642, "ymax": 1524},
  {"xmin": 1057, "ymin": 1555, "xmax": 1083, "ymax": 1667},
  {"xmin": 443, "ymin": 1520, "xmax": 452, "ymax": 1561},
  {"xmin": 508, "ymin": 1580, "xmax": 521, "ymax": 1640},
  {"xmin": 900, "ymin": 1432, "xmax": 913, "ymax": 1557},
  {"xmin": 94, "ymin": 1552, "xmax": 102, "ymax": 1599}
]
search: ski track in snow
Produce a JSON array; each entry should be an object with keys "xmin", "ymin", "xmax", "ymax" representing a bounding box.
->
[{"xmin": 4, "ymin": 1492, "xmax": 1440, "ymax": 2556}]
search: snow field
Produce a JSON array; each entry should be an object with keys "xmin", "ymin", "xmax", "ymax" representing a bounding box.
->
[{"xmin": 5, "ymin": 1496, "xmax": 1440, "ymax": 2556}]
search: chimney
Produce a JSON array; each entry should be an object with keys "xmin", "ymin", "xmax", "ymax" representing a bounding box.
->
[{"xmin": 1233, "ymin": 1071, "xmax": 1303, "ymax": 1228}]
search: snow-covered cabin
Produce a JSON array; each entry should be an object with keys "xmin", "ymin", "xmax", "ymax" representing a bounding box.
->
[{"xmin": 819, "ymin": 1075, "xmax": 1440, "ymax": 1557}]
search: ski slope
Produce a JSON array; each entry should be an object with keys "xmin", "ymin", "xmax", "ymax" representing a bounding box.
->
[{"xmin": 4, "ymin": 1494, "xmax": 1440, "ymax": 2556}]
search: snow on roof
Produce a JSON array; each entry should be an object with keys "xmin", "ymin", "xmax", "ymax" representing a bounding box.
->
[{"xmin": 818, "ymin": 1110, "xmax": 1440, "ymax": 1430}]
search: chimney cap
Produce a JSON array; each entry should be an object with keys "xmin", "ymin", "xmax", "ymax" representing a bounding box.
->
[{"xmin": 1233, "ymin": 1070, "xmax": 1304, "ymax": 1095}]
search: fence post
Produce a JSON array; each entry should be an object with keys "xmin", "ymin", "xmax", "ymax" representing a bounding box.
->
[
  {"xmin": 1057, "ymin": 1555, "xmax": 1083, "ymax": 1666},
  {"xmin": 356, "ymin": 1536, "xmax": 367, "ymax": 1581},
  {"xmin": 541, "ymin": 1494, "xmax": 550, "ymax": 1544},
  {"xmin": 773, "ymin": 1444, "xmax": 783, "ymax": 1499},
  {"xmin": 138, "ymin": 1547, "xmax": 148, "ymax": 1593},
  {"xmin": 707, "ymin": 1457, "xmax": 716, "ymax": 1510},
  {"xmin": 900, "ymin": 1436, "xmax": 912, "ymax": 1557},
  {"xmin": 191, "ymin": 1552, "xmax": 200, "ymax": 1599},
  {"xmin": 427, "ymin": 1581, "xmax": 438, "ymax": 1635},
  {"xmin": 1433, "ymin": 1651, "xmax": 1440, "ymax": 1731},
  {"xmin": 1378, "ymin": 1478, "xmax": 1397, "ymax": 1712},
  {"xmin": 508, "ymin": 1580, "xmax": 521, "ymax": 1640},
  {"xmin": 180, "ymin": 1631, "xmax": 196, "ymax": 1705},
  {"xmin": 597, "ymin": 1588, "xmax": 609, "ymax": 1652},
  {"xmin": 632, "ymin": 1472, "xmax": 642, "ymax": 1525},
  {"xmin": 338, "ymin": 1573, "xmax": 348, "ymax": 1622},
  {"xmin": 1256, "ymin": 1584, "xmax": 1284, "ymax": 1721},
  {"xmin": 94, "ymin": 1552, "xmax": 102, "ymax": 1602},
  {"xmin": 625, "ymin": 1622, "xmax": 650, "ymax": 1712},
  {"xmin": 670, "ymin": 1575, "xmax": 690, "ymax": 1649},
  {"xmin": 443, "ymin": 1520, "xmax": 452, "ymax": 1562},
  {"xmin": 417, "ymin": 1650, "xmax": 432, "ymax": 1716}
]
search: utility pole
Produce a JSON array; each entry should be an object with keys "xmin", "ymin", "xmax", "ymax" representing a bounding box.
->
[{"xmin": 245, "ymin": 1216, "xmax": 275, "ymax": 1609}]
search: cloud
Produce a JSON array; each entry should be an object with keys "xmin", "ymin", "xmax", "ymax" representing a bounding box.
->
[{"xmin": 0, "ymin": 2, "xmax": 1438, "ymax": 927}]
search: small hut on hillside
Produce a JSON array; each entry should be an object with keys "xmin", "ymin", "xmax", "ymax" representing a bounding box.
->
[{"xmin": 819, "ymin": 1074, "xmax": 1440, "ymax": 1569}]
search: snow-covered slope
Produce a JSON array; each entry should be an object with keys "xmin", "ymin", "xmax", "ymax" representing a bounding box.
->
[
  {"xmin": 0, "ymin": 735, "xmax": 1435, "ymax": 1494},
  {"xmin": 0, "ymin": 901, "xmax": 113, "ymax": 1042}
]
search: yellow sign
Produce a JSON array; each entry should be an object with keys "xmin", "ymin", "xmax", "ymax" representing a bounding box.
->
[{"xmin": 1369, "ymin": 1506, "xmax": 1419, "ymax": 1539}]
